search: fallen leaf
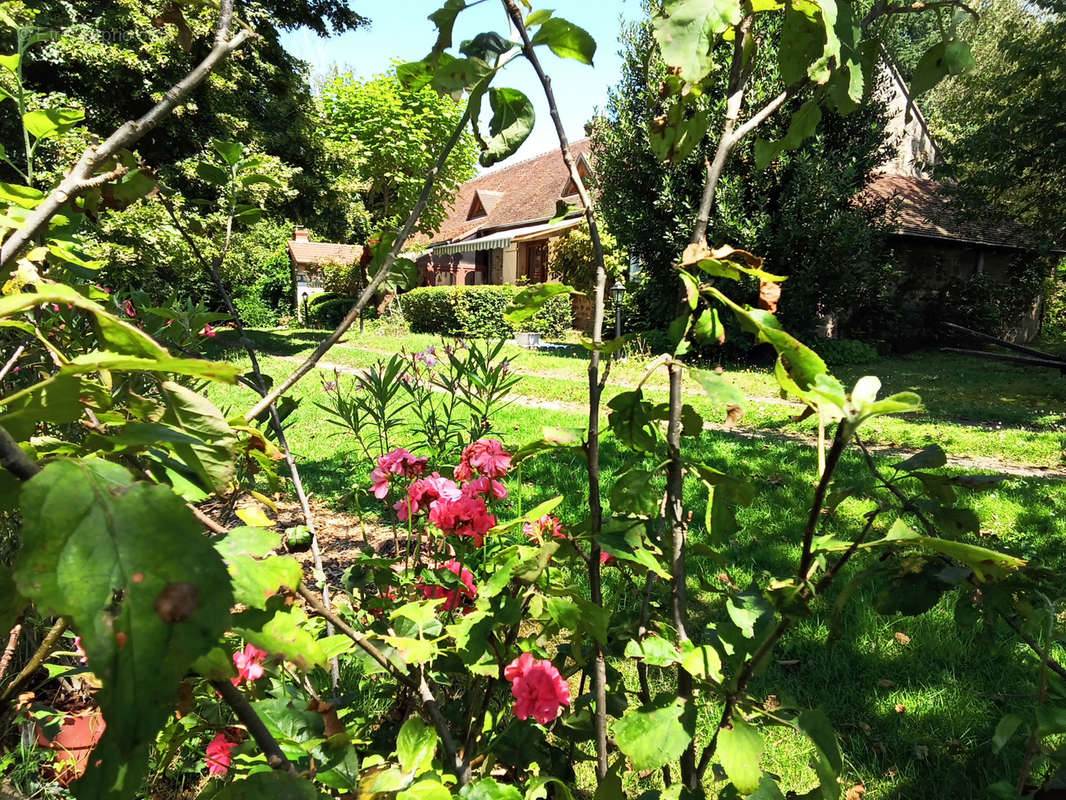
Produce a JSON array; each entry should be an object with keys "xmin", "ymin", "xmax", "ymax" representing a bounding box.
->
[
  {"xmin": 914, "ymin": 744, "xmax": 929, "ymax": 759},
  {"xmin": 876, "ymin": 678, "xmax": 895, "ymax": 688},
  {"xmin": 894, "ymin": 632, "xmax": 911, "ymax": 646},
  {"xmin": 858, "ymin": 721, "xmax": 872, "ymax": 736},
  {"xmin": 764, "ymin": 695, "xmax": 781, "ymax": 711},
  {"xmin": 894, "ymin": 703, "xmax": 906, "ymax": 714},
  {"xmin": 845, "ymin": 782, "xmax": 867, "ymax": 800},
  {"xmin": 777, "ymin": 659, "xmax": 801, "ymax": 672},
  {"xmin": 724, "ymin": 404, "xmax": 744, "ymax": 429},
  {"xmin": 885, "ymin": 766, "xmax": 900, "ymax": 779}
]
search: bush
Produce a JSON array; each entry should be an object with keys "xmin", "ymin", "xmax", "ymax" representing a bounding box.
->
[
  {"xmin": 402, "ymin": 285, "xmax": 573, "ymax": 339},
  {"xmin": 234, "ymin": 295, "xmax": 280, "ymax": 328},
  {"xmin": 308, "ymin": 296, "xmax": 358, "ymax": 329},
  {"xmin": 813, "ymin": 337, "xmax": 879, "ymax": 365}
]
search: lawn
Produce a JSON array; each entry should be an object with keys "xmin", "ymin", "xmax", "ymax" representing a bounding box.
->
[{"xmin": 206, "ymin": 333, "xmax": 1066, "ymax": 799}]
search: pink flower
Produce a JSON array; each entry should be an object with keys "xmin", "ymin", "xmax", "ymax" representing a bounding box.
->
[
  {"xmin": 523, "ymin": 515, "xmax": 564, "ymax": 542},
  {"xmin": 370, "ymin": 448, "xmax": 429, "ymax": 500},
  {"xmin": 417, "ymin": 559, "xmax": 477, "ymax": 611},
  {"xmin": 416, "ymin": 346, "xmax": 438, "ymax": 367},
  {"xmin": 455, "ymin": 439, "xmax": 512, "ymax": 482},
  {"xmin": 505, "ymin": 653, "xmax": 571, "ymax": 725},
  {"xmin": 600, "ymin": 551, "xmax": 616, "ymax": 567},
  {"xmin": 205, "ymin": 732, "xmax": 237, "ymax": 776},
  {"xmin": 201, "ymin": 323, "xmax": 217, "ymax": 338},
  {"xmin": 231, "ymin": 643, "xmax": 267, "ymax": 685},
  {"xmin": 395, "ymin": 472, "xmax": 461, "ymax": 520},
  {"xmin": 73, "ymin": 636, "xmax": 88, "ymax": 664},
  {"xmin": 123, "ymin": 299, "xmax": 136, "ymax": 318},
  {"xmin": 428, "ymin": 495, "xmax": 496, "ymax": 547},
  {"xmin": 461, "ymin": 476, "xmax": 508, "ymax": 501},
  {"xmin": 324, "ymin": 380, "xmax": 338, "ymax": 392}
]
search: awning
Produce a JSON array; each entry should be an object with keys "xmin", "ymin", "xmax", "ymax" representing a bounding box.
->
[{"xmin": 431, "ymin": 216, "xmax": 584, "ymax": 255}]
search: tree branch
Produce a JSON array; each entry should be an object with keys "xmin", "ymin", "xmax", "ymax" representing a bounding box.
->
[
  {"xmin": 0, "ymin": 13, "xmax": 253, "ymax": 268},
  {"xmin": 0, "ymin": 423, "xmax": 40, "ymax": 480},
  {"xmin": 0, "ymin": 619, "xmax": 67, "ymax": 702},
  {"xmin": 797, "ymin": 422, "xmax": 848, "ymax": 581},
  {"xmin": 211, "ymin": 679, "xmax": 297, "ymax": 774},
  {"xmin": 244, "ymin": 106, "xmax": 472, "ymax": 422}
]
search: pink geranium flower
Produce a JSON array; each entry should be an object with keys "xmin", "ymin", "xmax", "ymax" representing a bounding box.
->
[
  {"xmin": 455, "ymin": 439, "xmax": 512, "ymax": 482},
  {"xmin": 523, "ymin": 514, "xmax": 564, "ymax": 542},
  {"xmin": 461, "ymin": 476, "xmax": 508, "ymax": 501},
  {"xmin": 370, "ymin": 448, "xmax": 429, "ymax": 499},
  {"xmin": 600, "ymin": 551, "xmax": 616, "ymax": 566},
  {"xmin": 417, "ymin": 559, "xmax": 477, "ymax": 612},
  {"xmin": 505, "ymin": 652, "xmax": 571, "ymax": 725},
  {"xmin": 231, "ymin": 643, "xmax": 267, "ymax": 685},
  {"xmin": 73, "ymin": 635, "xmax": 88, "ymax": 665},
  {"xmin": 205, "ymin": 732, "xmax": 237, "ymax": 776},
  {"xmin": 123, "ymin": 299, "xmax": 136, "ymax": 318},
  {"xmin": 428, "ymin": 495, "xmax": 496, "ymax": 547},
  {"xmin": 395, "ymin": 472, "xmax": 461, "ymax": 520},
  {"xmin": 201, "ymin": 323, "xmax": 217, "ymax": 338}
]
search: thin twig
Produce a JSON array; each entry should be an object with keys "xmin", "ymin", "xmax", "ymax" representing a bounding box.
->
[
  {"xmin": 211, "ymin": 679, "xmax": 297, "ymax": 775},
  {"xmin": 0, "ymin": 619, "xmax": 67, "ymax": 701},
  {"xmin": 0, "ymin": 345, "xmax": 25, "ymax": 383},
  {"xmin": 0, "ymin": 617, "xmax": 24, "ymax": 683}
]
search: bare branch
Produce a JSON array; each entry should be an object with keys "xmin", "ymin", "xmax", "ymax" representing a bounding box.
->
[
  {"xmin": 211, "ymin": 679, "xmax": 298, "ymax": 774},
  {"xmin": 0, "ymin": 14, "xmax": 253, "ymax": 268},
  {"xmin": 0, "ymin": 619, "xmax": 67, "ymax": 702},
  {"xmin": 0, "ymin": 423, "xmax": 40, "ymax": 480}
]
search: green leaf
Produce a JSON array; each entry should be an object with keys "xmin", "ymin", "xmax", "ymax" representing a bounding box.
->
[
  {"xmin": 692, "ymin": 308, "xmax": 725, "ymax": 345},
  {"xmin": 878, "ymin": 521, "xmax": 1025, "ymax": 582},
  {"xmin": 612, "ymin": 697, "xmax": 693, "ymax": 772},
  {"xmin": 504, "ymin": 283, "xmax": 576, "ymax": 325},
  {"xmin": 214, "ymin": 527, "xmax": 302, "ymax": 610},
  {"xmin": 692, "ymin": 368, "xmax": 746, "ymax": 409},
  {"xmin": 550, "ymin": 199, "xmax": 575, "ymax": 225},
  {"xmin": 648, "ymin": 98, "xmax": 709, "ymax": 164},
  {"xmin": 680, "ymin": 640, "xmax": 724, "ymax": 681},
  {"xmin": 61, "ymin": 351, "xmax": 242, "ymax": 382},
  {"xmin": 460, "ymin": 778, "xmax": 523, "ymax": 800},
  {"xmin": 607, "ymin": 389, "xmax": 661, "ymax": 452},
  {"xmin": 718, "ymin": 715, "xmax": 764, "ymax": 795},
  {"xmin": 209, "ymin": 771, "xmax": 328, "ymax": 799},
  {"xmin": 525, "ymin": 9, "xmax": 553, "ymax": 27},
  {"xmin": 160, "ymin": 381, "xmax": 236, "ymax": 493},
  {"xmin": 14, "ymin": 459, "xmax": 232, "ymax": 799},
  {"xmin": 893, "ymin": 445, "xmax": 946, "ymax": 472},
  {"xmin": 652, "ymin": 0, "xmax": 742, "ymax": 82},
  {"xmin": 512, "ymin": 426, "xmax": 585, "ymax": 464},
  {"xmin": 23, "ymin": 108, "xmax": 84, "ymax": 141},
  {"xmin": 755, "ymin": 100, "xmax": 823, "ymax": 170},
  {"xmin": 238, "ymin": 606, "xmax": 331, "ymax": 672},
  {"xmin": 195, "ymin": 162, "xmax": 229, "ymax": 186},
  {"xmin": 911, "ymin": 39, "xmax": 975, "ymax": 97},
  {"xmin": 460, "ymin": 32, "xmax": 514, "ymax": 61},
  {"xmin": 428, "ymin": 0, "xmax": 467, "ymax": 59},
  {"xmin": 596, "ymin": 518, "xmax": 670, "ymax": 578},
  {"xmin": 624, "ymin": 635, "xmax": 681, "ymax": 667},
  {"xmin": 0, "ymin": 181, "xmax": 44, "ymax": 208},
  {"xmin": 480, "ymin": 88, "xmax": 536, "ymax": 168},
  {"xmin": 797, "ymin": 709, "xmax": 842, "ymax": 799},
  {"xmin": 610, "ymin": 469, "xmax": 660, "ymax": 517},
  {"xmin": 872, "ymin": 560, "xmax": 964, "ymax": 616},
  {"xmin": 778, "ymin": 0, "xmax": 838, "ymax": 85},
  {"xmin": 992, "ymin": 713, "xmax": 1023, "ymax": 753},
  {"xmin": 531, "ymin": 17, "xmax": 597, "ymax": 65},
  {"xmin": 211, "ymin": 139, "xmax": 243, "ymax": 166},
  {"xmin": 400, "ymin": 780, "xmax": 454, "ymax": 800},
  {"xmin": 396, "ymin": 716, "xmax": 438, "ymax": 776}
]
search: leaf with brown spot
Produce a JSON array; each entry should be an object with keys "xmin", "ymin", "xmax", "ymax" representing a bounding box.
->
[
  {"xmin": 894, "ymin": 704, "xmax": 906, "ymax": 714},
  {"xmin": 894, "ymin": 632, "xmax": 911, "ymax": 646},
  {"xmin": 154, "ymin": 582, "xmax": 199, "ymax": 623}
]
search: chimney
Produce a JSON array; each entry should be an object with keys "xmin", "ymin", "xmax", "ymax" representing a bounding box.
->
[{"xmin": 293, "ymin": 227, "xmax": 310, "ymax": 242}]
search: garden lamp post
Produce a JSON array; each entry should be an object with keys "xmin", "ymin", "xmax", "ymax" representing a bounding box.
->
[{"xmin": 611, "ymin": 282, "xmax": 625, "ymax": 340}]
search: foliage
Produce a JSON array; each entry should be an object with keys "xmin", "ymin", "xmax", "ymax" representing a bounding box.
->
[
  {"xmin": 307, "ymin": 296, "xmax": 357, "ymax": 329},
  {"xmin": 402, "ymin": 285, "xmax": 573, "ymax": 339},
  {"xmin": 547, "ymin": 220, "xmax": 626, "ymax": 293},
  {"xmin": 812, "ymin": 337, "xmax": 879, "ymax": 366},
  {"xmin": 319, "ymin": 68, "xmax": 480, "ymax": 235}
]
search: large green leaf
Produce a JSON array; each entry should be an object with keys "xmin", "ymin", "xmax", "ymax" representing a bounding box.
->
[
  {"xmin": 460, "ymin": 779, "xmax": 522, "ymax": 800},
  {"xmin": 214, "ymin": 527, "xmax": 302, "ymax": 610},
  {"xmin": 797, "ymin": 709, "xmax": 842, "ymax": 799},
  {"xmin": 610, "ymin": 469, "xmax": 661, "ymax": 517},
  {"xmin": 23, "ymin": 107, "xmax": 84, "ymax": 141},
  {"xmin": 62, "ymin": 351, "xmax": 241, "ymax": 383},
  {"xmin": 755, "ymin": 99, "xmax": 823, "ymax": 169},
  {"xmin": 504, "ymin": 283, "xmax": 577, "ymax": 326},
  {"xmin": 612, "ymin": 697, "xmax": 693, "ymax": 771},
  {"xmin": 531, "ymin": 17, "xmax": 597, "ymax": 65},
  {"xmin": 160, "ymin": 381, "xmax": 236, "ymax": 492},
  {"xmin": 479, "ymin": 88, "xmax": 535, "ymax": 168},
  {"xmin": 911, "ymin": 38, "xmax": 975, "ymax": 97},
  {"xmin": 878, "ymin": 520, "xmax": 1025, "ymax": 581},
  {"xmin": 428, "ymin": 0, "xmax": 467, "ymax": 59},
  {"xmin": 205, "ymin": 770, "xmax": 328, "ymax": 799},
  {"xmin": 595, "ymin": 518, "xmax": 670, "ymax": 578},
  {"xmin": 606, "ymin": 389, "xmax": 663, "ymax": 452},
  {"xmin": 396, "ymin": 716, "xmax": 438, "ymax": 777},
  {"xmin": 652, "ymin": 0, "xmax": 742, "ymax": 82},
  {"xmin": 14, "ymin": 459, "xmax": 232, "ymax": 799},
  {"xmin": 718, "ymin": 715, "xmax": 764, "ymax": 794},
  {"xmin": 238, "ymin": 606, "xmax": 345, "ymax": 672}
]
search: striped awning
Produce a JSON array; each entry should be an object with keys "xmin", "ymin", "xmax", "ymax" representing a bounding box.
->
[
  {"xmin": 432, "ymin": 235, "xmax": 513, "ymax": 255},
  {"xmin": 431, "ymin": 216, "xmax": 584, "ymax": 256}
]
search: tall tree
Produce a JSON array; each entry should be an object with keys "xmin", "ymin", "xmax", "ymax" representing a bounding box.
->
[
  {"xmin": 592, "ymin": 8, "xmax": 895, "ymax": 340},
  {"xmin": 319, "ymin": 69, "xmax": 480, "ymax": 237}
]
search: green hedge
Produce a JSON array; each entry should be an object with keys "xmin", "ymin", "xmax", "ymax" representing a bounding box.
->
[
  {"xmin": 401, "ymin": 285, "xmax": 573, "ymax": 338},
  {"xmin": 308, "ymin": 296, "xmax": 356, "ymax": 329}
]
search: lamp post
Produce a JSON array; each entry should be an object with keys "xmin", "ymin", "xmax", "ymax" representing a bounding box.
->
[{"xmin": 611, "ymin": 282, "xmax": 625, "ymax": 341}]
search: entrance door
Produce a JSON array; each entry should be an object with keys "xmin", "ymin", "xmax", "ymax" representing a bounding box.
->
[{"xmin": 524, "ymin": 241, "xmax": 548, "ymax": 283}]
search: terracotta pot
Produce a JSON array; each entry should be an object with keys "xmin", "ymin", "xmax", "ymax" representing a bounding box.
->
[{"xmin": 36, "ymin": 709, "xmax": 106, "ymax": 785}]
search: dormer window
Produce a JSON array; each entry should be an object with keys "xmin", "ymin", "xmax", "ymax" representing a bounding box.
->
[
  {"xmin": 561, "ymin": 154, "xmax": 593, "ymax": 197},
  {"xmin": 466, "ymin": 190, "xmax": 504, "ymax": 220}
]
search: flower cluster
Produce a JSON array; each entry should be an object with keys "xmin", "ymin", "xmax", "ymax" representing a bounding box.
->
[
  {"xmin": 523, "ymin": 514, "xmax": 564, "ymax": 542},
  {"xmin": 455, "ymin": 438, "xmax": 511, "ymax": 482},
  {"xmin": 505, "ymin": 653, "xmax": 571, "ymax": 725},
  {"xmin": 428, "ymin": 495, "xmax": 496, "ymax": 547},
  {"xmin": 231, "ymin": 643, "xmax": 267, "ymax": 686},
  {"xmin": 205, "ymin": 731, "xmax": 238, "ymax": 776},
  {"xmin": 395, "ymin": 472, "xmax": 462, "ymax": 521},
  {"xmin": 370, "ymin": 448, "xmax": 428, "ymax": 499},
  {"xmin": 416, "ymin": 559, "xmax": 477, "ymax": 611}
]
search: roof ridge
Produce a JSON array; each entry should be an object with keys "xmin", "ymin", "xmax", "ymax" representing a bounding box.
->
[{"xmin": 477, "ymin": 137, "xmax": 590, "ymax": 177}]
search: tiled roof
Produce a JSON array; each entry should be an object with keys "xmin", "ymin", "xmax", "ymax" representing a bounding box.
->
[
  {"xmin": 864, "ymin": 174, "xmax": 1033, "ymax": 250},
  {"xmin": 288, "ymin": 240, "xmax": 363, "ymax": 266},
  {"xmin": 417, "ymin": 139, "xmax": 592, "ymax": 246}
]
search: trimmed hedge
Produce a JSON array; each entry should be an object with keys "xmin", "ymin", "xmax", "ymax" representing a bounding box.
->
[
  {"xmin": 402, "ymin": 285, "xmax": 573, "ymax": 338},
  {"xmin": 308, "ymin": 296, "xmax": 357, "ymax": 329}
]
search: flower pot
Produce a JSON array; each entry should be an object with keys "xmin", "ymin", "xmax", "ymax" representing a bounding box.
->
[{"xmin": 36, "ymin": 708, "xmax": 106, "ymax": 785}]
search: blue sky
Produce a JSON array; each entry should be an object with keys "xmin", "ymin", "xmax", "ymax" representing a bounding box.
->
[{"xmin": 281, "ymin": 1, "xmax": 644, "ymax": 165}]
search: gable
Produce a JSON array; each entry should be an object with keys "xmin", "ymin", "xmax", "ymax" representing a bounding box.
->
[{"xmin": 561, "ymin": 154, "xmax": 593, "ymax": 197}]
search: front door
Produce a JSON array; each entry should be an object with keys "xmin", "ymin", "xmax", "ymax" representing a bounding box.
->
[{"xmin": 524, "ymin": 241, "xmax": 548, "ymax": 283}]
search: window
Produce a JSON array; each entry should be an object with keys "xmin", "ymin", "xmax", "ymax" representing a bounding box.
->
[{"xmin": 467, "ymin": 194, "xmax": 487, "ymax": 220}]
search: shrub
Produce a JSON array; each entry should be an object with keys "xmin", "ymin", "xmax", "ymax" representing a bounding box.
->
[
  {"xmin": 308, "ymin": 296, "xmax": 357, "ymax": 328},
  {"xmin": 814, "ymin": 337, "xmax": 879, "ymax": 365},
  {"xmin": 234, "ymin": 295, "xmax": 280, "ymax": 328},
  {"xmin": 402, "ymin": 285, "xmax": 573, "ymax": 338}
]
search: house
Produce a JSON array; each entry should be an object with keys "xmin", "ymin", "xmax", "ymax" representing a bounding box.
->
[
  {"xmin": 286, "ymin": 227, "xmax": 364, "ymax": 319},
  {"xmin": 411, "ymin": 140, "xmax": 593, "ymax": 287}
]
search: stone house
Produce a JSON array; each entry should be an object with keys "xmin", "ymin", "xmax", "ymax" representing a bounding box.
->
[{"xmin": 286, "ymin": 227, "xmax": 363, "ymax": 319}]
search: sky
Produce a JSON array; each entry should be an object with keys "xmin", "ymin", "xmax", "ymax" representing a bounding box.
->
[{"xmin": 281, "ymin": 1, "xmax": 644, "ymax": 166}]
